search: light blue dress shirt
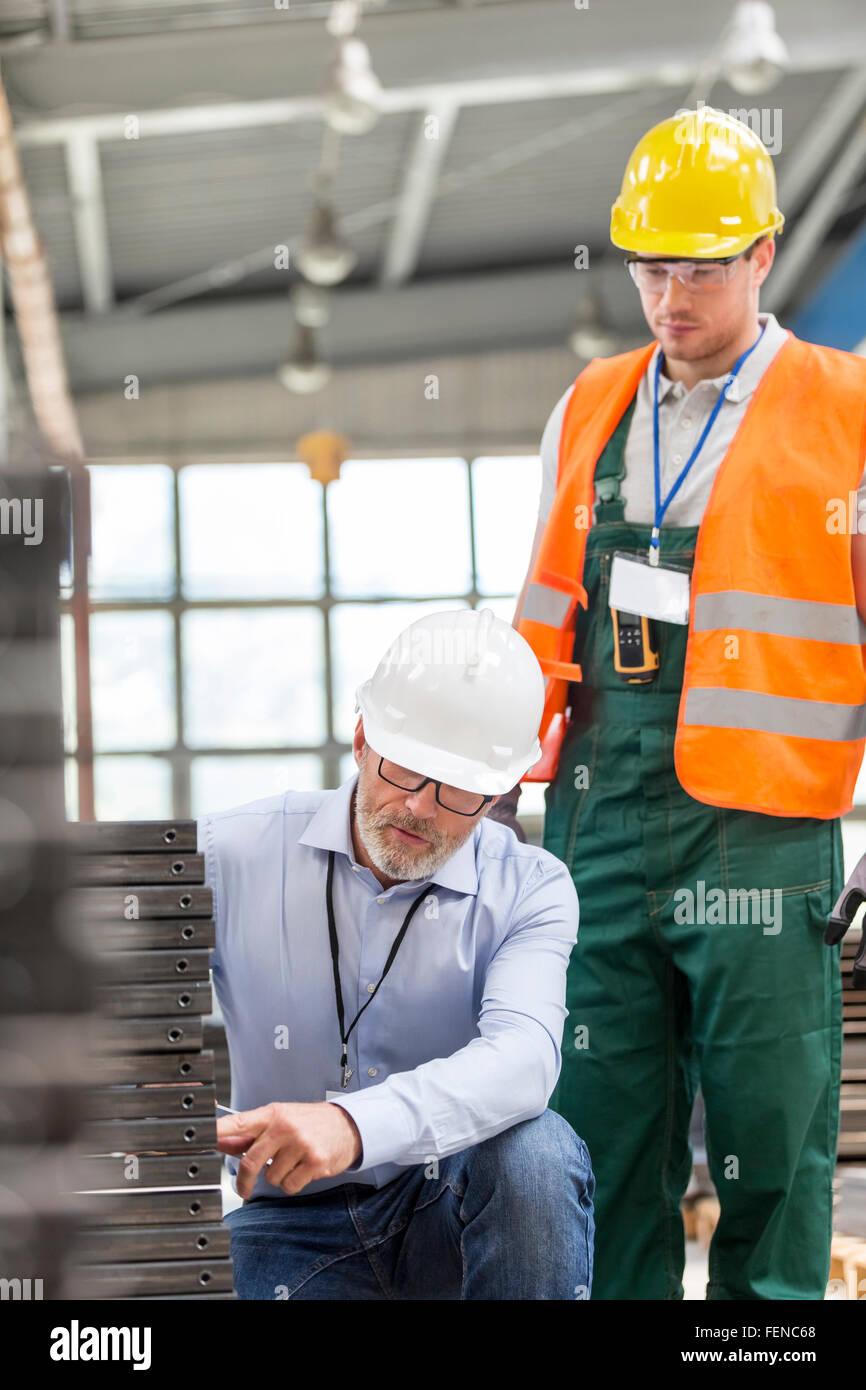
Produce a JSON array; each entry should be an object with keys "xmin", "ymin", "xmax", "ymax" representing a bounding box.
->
[{"xmin": 198, "ymin": 772, "xmax": 579, "ymax": 1199}]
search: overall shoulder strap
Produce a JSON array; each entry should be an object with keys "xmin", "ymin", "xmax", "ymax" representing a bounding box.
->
[{"xmin": 593, "ymin": 395, "xmax": 637, "ymax": 522}]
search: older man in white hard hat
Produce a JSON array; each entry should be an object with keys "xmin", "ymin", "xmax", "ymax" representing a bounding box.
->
[{"xmin": 201, "ymin": 608, "xmax": 593, "ymax": 1300}]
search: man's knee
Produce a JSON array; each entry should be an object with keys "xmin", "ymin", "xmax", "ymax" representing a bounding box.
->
[{"xmin": 477, "ymin": 1108, "xmax": 594, "ymax": 1193}]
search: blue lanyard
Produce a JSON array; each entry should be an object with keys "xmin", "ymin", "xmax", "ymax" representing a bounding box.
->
[{"xmin": 649, "ymin": 323, "xmax": 766, "ymax": 566}]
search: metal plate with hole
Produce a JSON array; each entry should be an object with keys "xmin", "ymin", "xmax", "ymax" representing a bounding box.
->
[
  {"xmin": 98, "ymin": 948, "xmax": 211, "ymax": 984},
  {"xmin": 85, "ymin": 1083, "xmax": 216, "ymax": 1121},
  {"xmin": 71, "ymin": 1152, "xmax": 223, "ymax": 1190},
  {"xmin": 75, "ymin": 1257, "xmax": 235, "ymax": 1297},
  {"xmin": 89, "ymin": 1015, "xmax": 204, "ymax": 1054},
  {"xmin": 95, "ymin": 980, "xmax": 212, "ymax": 1017},
  {"xmin": 81, "ymin": 1114, "xmax": 218, "ymax": 1153},
  {"xmin": 69, "ymin": 822, "xmax": 198, "ymax": 854},
  {"xmin": 75, "ymin": 1223, "xmax": 230, "ymax": 1263}
]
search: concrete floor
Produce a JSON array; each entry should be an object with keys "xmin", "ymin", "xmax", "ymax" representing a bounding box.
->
[{"xmin": 683, "ymin": 1239, "xmax": 710, "ymax": 1299}]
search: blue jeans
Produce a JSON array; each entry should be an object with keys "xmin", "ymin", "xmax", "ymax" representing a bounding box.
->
[{"xmin": 225, "ymin": 1109, "xmax": 595, "ymax": 1299}]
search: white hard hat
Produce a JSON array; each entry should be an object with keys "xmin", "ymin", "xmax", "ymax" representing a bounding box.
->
[{"xmin": 354, "ymin": 608, "xmax": 544, "ymax": 795}]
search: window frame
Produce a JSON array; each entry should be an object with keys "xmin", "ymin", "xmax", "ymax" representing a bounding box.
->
[{"xmin": 63, "ymin": 449, "xmax": 542, "ymax": 819}]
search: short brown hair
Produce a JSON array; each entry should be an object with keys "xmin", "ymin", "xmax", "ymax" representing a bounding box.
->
[{"xmin": 744, "ymin": 236, "xmax": 769, "ymax": 259}]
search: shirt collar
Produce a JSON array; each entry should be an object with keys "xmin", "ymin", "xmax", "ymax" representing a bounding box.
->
[
  {"xmin": 650, "ymin": 312, "xmax": 790, "ymax": 405},
  {"xmin": 297, "ymin": 771, "xmax": 480, "ymax": 897}
]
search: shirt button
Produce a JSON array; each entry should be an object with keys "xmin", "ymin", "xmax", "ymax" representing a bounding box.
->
[
  {"xmin": 376, "ymin": 895, "xmax": 387, "ymax": 904},
  {"xmin": 672, "ymin": 452, "xmax": 683, "ymax": 465},
  {"xmin": 367, "ymin": 1067, "xmax": 378, "ymax": 1077},
  {"xmin": 366, "ymin": 982, "xmax": 376, "ymax": 994},
  {"xmin": 351, "ymin": 864, "xmax": 361, "ymax": 872},
  {"xmin": 680, "ymin": 417, "xmax": 692, "ymax": 429}
]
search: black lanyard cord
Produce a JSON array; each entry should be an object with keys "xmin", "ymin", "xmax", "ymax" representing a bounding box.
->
[{"xmin": 326, "ymin": 849, "xmax": 432, "ymax": 1087}]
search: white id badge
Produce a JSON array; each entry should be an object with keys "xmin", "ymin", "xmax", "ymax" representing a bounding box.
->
[{"xmin": 609, "ymin": 552, "xmax": 691, "ymax": 625}]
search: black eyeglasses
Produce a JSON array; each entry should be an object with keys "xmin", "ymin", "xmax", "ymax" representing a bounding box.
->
[{"xmin": 376, "ymin": 756, "xmax": 493, "ymax": 817}]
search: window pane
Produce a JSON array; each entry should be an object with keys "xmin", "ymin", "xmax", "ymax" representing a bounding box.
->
[
  {"xmin": 183, "ymin": 608, "xmax": 325, "ymax": 747},
  {"xmin": 94, "ymin": 755, "xmax": 173, "ymax": 820},
  {"xmin": 179, "ymin": 464, "xmax": 322, "ymax": 599},
  {"xmin": 329, "ymin": 459, "xmax": 471, "ymax": 597},
  {"xmin": 330, "ymin": 600, "xmax": 470, "ymax": 745},
  {"xmin": 191, "ymin": 754, "xmax": 322, "ymax": 815},
  {"xmin": 516, "ymin": 781, "xmax": 547, "ymax": 818},
  {"xmin": 89, "ymin": 465, "xmax": 175, "ymax": 600},
  {"xmin": 472, "ymin": 596, "xmax": 517, "ymax": 626},
  {"xmin": 65, "ymin": 757, "xmax": 78, "ymax": 821},
  {"xmin": 472, "ymin": 456, "xmax": 541, "ymax": 596},
  {"xmin": 60, "ymin": 613, "xmax": 77, "ymax": 754},
  {"xmin": 91, "ymin": 611, "xmax": 176, "ymax": 751},
  {"xmin": 338, "ymin": 752, "xmax": 357, "ymax": 787}
]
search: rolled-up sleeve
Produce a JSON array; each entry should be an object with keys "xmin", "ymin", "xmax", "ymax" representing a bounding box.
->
[{"xmin": 330, "ymin": 857, "xmax": 579, "ymax": 1170}]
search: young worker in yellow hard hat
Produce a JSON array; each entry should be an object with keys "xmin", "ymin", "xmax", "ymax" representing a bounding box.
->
[{"xmin": 511, "ymin": 106, "xmax": 866, "ymax": 1300}]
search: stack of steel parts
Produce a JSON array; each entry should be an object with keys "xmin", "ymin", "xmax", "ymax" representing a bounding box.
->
[
  {"xmin": 69, "ymin": 820, "xmax": 235, "ymax": 1299},
  {"xmin": 0, "ymin": 470, "xmax": 89, "ymax": 1301}
]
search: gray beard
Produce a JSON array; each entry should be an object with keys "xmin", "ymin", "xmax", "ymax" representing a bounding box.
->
[{"xmin": 353, "ymin": 778, "xmax": 472, "ymax": 882}]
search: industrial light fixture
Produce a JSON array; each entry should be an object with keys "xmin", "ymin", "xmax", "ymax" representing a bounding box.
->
[
  {"xmin": 568, "ymin": 290, "xmax": 619, "ymax": 360},
  {"xmin": 290, "ymin": 281, "xmax": 330, "ymax": 328},
  {"xmin": 720, "ymin": 1, "xmax": 788, "ymax": 94},
  {"xmin": 295, "ymin": 200, "xmax": 358, "ymax": 286},
  {"xmin": 278, "ymin": 325, "xmax": 332, "ymax": 394},
  {"xmin": 325, "ymin": 36, "xmax": 382, "ymax": 135}
]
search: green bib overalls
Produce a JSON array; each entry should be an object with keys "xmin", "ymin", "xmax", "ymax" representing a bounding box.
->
[{"xmin": 544, "ymin": 400, "xmax": 844, "ymax": 1300}]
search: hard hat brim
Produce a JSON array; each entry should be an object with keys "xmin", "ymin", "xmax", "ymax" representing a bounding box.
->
[
  {"xmin": 357, "ymin": 702, "xmax": 543, "ymax": 797},
  {"xmin": 610, "ymin": 208, "xmax": 784, "ymax": 259}
]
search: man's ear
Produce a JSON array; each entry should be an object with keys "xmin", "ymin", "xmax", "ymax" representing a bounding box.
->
[
  {"xmin": 353, "ymin": 717, "xmax": 365, "ymax": 768},
  {"xmin": 753, "ymin": 235, "xmax": 775, "ymax": 289}
]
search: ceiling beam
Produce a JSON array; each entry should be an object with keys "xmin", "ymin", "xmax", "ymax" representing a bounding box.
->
[
  {"xmin": 64, "ymin": 131, "xmax": 113, "ymax": 314},
  {"xmin": 380, "ymin": 101, "xmax": 459, "ymax": 286},
  {"xmin": 776, "ymin": 66, "xmax": 866, "ymax": 213},
  {"xmin": 12, "ymin": 66, "xmax": 695, "ymax": 147},
  {"xmin": 9, "ymin": 0, "xmax": 866, "ymax": 147},
  {"xmin": 21, "ymin": 262, "xmax": 644, "ymax": 395},
  {"xmin": 765, "ymin": 112, "xmax": 866, "ymax": 313}
]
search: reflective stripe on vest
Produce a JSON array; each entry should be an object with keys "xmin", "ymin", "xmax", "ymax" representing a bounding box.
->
[
  {"xmin": 683, "ymin": 688, "xmax": 866, "ymax": 742},
  {"xmin": 522, "ymin": 582, "xmax": 575, "ymax": 628},
  {"xmin": 693, "ymin": 592, "xmax": 866, "ymax": 645}
]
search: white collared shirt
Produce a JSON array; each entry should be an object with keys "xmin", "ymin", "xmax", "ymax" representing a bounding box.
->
[
  {"xmin": 537, "ymin": 313, "xmax": 866, "ymax": 526},
  {"xmin": 198, "ymin": 773, "xmax": 578, "ymax": 1197}
]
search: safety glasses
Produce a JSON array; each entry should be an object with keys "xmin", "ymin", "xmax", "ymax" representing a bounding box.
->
[{"xmin": 625, "ymin": 252, "xmax": 745, "ymax": 293}]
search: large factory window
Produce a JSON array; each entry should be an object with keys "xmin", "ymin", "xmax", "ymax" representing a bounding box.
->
[{"xmin": 62, "ymin": 453, "xmax": 544, "ymax": 821}]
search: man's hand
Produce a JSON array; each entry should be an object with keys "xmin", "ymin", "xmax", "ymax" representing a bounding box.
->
[{"xmin": 216, "ymin": 1102, "xmax": 363, "ymax": 1197}]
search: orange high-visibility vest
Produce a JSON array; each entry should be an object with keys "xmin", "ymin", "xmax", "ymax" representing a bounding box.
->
[{"xmin": 518, "ymin": 333, "xmax": 866, "ymax": 818}]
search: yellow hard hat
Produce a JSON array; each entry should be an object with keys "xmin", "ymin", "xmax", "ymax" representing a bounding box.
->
[{"xmin": 610, "ymin": 106, "xmax": 784, "ymax": 258}]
